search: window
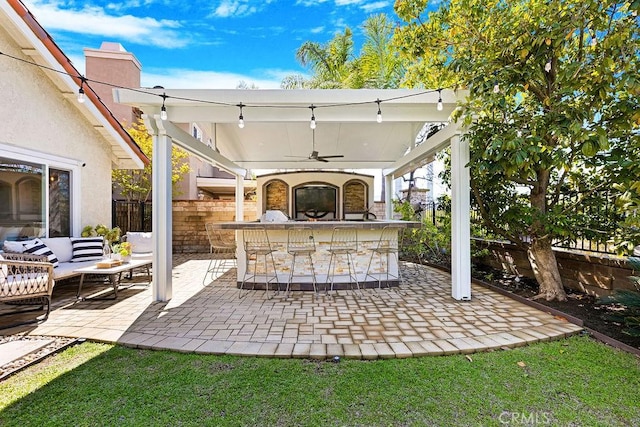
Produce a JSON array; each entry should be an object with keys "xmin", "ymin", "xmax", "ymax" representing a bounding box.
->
[
  {"xmin": 0, "ymin": 147, "xmax": 78, "ymax": 241},
  {"xmin": 192, "ymin": 124, "xmax": 203, "ymax": 142},
  {"xmin": 49, "ymin": 169, "xmax": 71, "ymax": 237}
]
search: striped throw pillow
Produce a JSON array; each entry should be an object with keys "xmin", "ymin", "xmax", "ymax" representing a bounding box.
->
[
  {"xmin": 70, "ymin": 237, "xmax": 104, "ymax": 262},
  {"xmin": 23, "ymin": 239, "xmax": 60, "ymax": 268}
]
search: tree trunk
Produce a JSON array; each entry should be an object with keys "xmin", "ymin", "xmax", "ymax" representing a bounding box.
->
[{"xmin": 526, "ymin": 238, "xmax": 567, "ymax": 302}]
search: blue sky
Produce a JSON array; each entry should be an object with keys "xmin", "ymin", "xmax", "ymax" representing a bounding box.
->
[{"xmin": 23, "ymin": 0, "xmax": 411, "ymax": 89}]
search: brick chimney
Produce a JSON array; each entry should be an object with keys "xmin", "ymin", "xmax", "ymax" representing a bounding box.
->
[{"xmin": 84, "ymin": 42, "xmax": 142, "ymax": 127}]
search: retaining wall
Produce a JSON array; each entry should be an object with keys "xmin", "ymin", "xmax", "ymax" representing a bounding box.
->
[{"xmin": 477, "ymin": 239, "xmax": 636, "ymax": 296}]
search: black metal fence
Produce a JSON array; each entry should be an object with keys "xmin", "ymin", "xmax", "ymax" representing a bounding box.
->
[
  {"xmin": 419, "ymin": 190, "xmax": 623, "ymax": 255},
  {"xmin": 112, "ymin": 200, "xmax": 152, "ymax": 234}
]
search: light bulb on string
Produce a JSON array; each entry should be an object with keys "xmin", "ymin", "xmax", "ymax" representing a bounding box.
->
[
  {"xmin": 160, "ymin": 93, "xmax": 168, "ymax": 121},
  {"xmin": 237, "ymin": 103, "xmax": 245, "ymax": 128},
  {"xmin": 309, "ymin": 105, "xmax": 316, "ymax": 129},
  {"xmin": 544, "ymin": 59, "xmax": 552, "ymax": 72},
  {"xmin": 77, "ymin": 77, "xmax": 86, "ymax": 103},
  {"xmin": 493, "ymin": 82, "xmax": 500, "ymax": 93},
  {"xmin": 376, "ymin": 99, "xmax": 382, "ymax": 123},
  {"xmin": 436, "ymin": 89, "xmax": 443, "ymax": 111}
]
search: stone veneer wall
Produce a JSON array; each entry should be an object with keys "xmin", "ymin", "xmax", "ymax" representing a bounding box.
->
[
  {"xmin": 264, "ymin": 180, "xmax": 288, "ymax": 212},
  {"xmin": 173, "ymin": 200, "xmax": 257, "ymax": 253},
  {"xmin": 477, "ymin": 239, "xmax": 635, "ymax": 296},
  {"xmin": 172, "ymin": 200, "xmax": 388, "ymax": 252}
]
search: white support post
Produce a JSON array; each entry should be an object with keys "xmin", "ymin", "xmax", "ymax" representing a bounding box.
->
[
  {"xmin": 152, "ymin": 116, "xmax": 173, "ymax": 302},
  {"xmin": 450, "ymin": 133, "xmax": 472, "ymax": 300},
  {"xmin": 235, "ymin": 175, "xmax": 245, "ymax": 221},
  {"xmin": 385, "ymin": 174, "xmax": 393, "ymax": 219}
]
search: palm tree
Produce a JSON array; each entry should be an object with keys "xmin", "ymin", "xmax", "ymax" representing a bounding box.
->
[
  {"xmin": 282, "ymin": 14, "xmax": 406, "ymax": 90},
  {"xmin": 294, "ymin": 28, "xmax": 355, "ymax": 88},
  {"xmin": 357, "ymin": 14, "xmax": 405, "ymax": 89}
]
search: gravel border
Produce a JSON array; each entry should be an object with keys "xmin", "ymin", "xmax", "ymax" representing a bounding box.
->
[{"xmin": 0, "ymin": 335, "xmax": 82, "ymax": 381}]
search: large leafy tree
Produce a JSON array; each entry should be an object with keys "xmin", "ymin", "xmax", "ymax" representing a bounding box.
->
[
  {"xmin": 112, "ymin": 119, "xmax": 190, "ymax": 203},
  {"xmin": 394, "ymin": 0, "xmax": 640, "ymax": 301}
]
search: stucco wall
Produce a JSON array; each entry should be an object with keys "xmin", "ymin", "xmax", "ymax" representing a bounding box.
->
[{"xmin": 0, "ymin": 27, "xmax": 114, "ymax": 234}]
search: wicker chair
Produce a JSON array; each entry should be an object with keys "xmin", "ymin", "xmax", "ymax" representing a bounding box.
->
[{"xmin": 0, "ymin": 252, "xmax": 54, "ymax": 328}]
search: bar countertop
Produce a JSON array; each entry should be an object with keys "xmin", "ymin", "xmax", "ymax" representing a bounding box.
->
[{"xmin": 207, "ymin": 219, "xmax": 420, "ymax": 230}]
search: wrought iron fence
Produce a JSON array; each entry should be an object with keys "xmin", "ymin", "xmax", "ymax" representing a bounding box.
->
[
  {"xmin": 112, "ymin": 200, "xmax": 152, "ymax": 234},
  {"xmin": 417, "ymin": 189, "xmax": 622, "ymax": 255}
]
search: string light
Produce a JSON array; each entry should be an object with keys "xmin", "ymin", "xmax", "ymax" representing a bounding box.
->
[
  {"xmin": 309, "ymin": 104, "xmax": 316, "ymax": 129},
  {"xmin": 160, "ymin": 93, "xmax": 168, "ymax": 120},
  {"xmin": 237, "ymin": 103, "xmax": 245, "ymax": 128},
  {"xmin": 544, "ymin": 59, "xmax": 552, "ymax": 72},
  {"xmin": 375, "ymin": 99, "xmax": 382, "ymax": 123},
  {"xmin": 0, "ymin": 51, "xmax": 459, "ymax": 124},
  {"xmin": 77, "ymin": 77, "xmax": 86, "ymax": 103},
  {"xmin": 436, "ymin": 89, "xmax": 443, "ymax": 111}
]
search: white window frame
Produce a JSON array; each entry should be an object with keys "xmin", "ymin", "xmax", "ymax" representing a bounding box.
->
[{"xmin": 0, "ymin": 142, "xmax": 82, "ymax": 237}]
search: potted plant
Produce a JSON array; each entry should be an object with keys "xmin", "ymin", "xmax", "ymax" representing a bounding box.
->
[
  {"xmin": 111, "ymin": 241, "xmax": 132, "ymax": 262},
  {"xmin": 81, "ymin": 224, "xmax": 122, "ymax": 257}
]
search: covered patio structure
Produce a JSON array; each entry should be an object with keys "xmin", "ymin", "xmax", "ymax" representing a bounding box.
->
[{"xmin": 112, "ymin": 88, "xmax": 472, "ymax": 302}]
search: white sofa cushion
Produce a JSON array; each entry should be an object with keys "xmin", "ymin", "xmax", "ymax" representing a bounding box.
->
[
  {"xmin": 126, "ymin": 232, "xmax": 153, "ymax": 254},
  {"xmin": 41, "ymin": 237, "xmax": 73, "ymax": 263},
  {"xmin": 70, "ymin": 237, "xmax": 104, "ymax": 262},
  {"xmin": 53, "ymin": 259, "xmax": 96, "ymax": 280},
  {"xmin": 23, "ymin": 239, "xmax": 59, "ymax": 268}
]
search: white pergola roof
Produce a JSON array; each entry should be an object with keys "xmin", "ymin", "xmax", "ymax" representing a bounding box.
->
[
  {"xmin": 113, "ymin": 88, "xmax": 466, "ymax": 173},
  {"xmin": 112, "ymin": 88, "xmax": 471, "ymax": 304}
]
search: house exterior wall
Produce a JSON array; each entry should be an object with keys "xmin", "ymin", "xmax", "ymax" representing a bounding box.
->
[{"xmin": 0, "ymin": 26, "xmax": 113, "ymax": 234}]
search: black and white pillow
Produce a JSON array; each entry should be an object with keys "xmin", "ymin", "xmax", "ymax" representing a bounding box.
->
[
  {"xmin": 70, "ymin": 237, "xmax": 104, "ymax": 262},
  {"xmin": 23, "ymin": 239, "xmax": 60, "ymax": 268}
]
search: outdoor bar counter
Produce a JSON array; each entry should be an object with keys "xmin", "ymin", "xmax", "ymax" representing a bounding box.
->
[{"xmin": 209, "ymin": 220, "xmax": 420, "ymax": 290}]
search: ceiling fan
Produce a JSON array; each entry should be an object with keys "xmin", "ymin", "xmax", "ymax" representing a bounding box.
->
[{"xmin": 287, "ymin": 129, "xmax": 344, "ymax": 163}]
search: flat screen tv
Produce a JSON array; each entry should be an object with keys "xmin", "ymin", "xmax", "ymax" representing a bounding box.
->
[{"xmin": 294, "ymin": 185, "xmax": 337, "ymax": 220}]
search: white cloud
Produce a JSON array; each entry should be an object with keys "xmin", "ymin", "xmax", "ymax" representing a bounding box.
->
[
  {"xmin": 361, "ymin": 1, "xmax": 391, "ymax": 13},
  {"xmin": 211, "ymin": 0, "xmax": 257, "ymax": 18},
  {"xmin": 24, "ymin": 0, "xmax": 189, "ymax": 48},
  {"xmin": 140, "ymin": 67, "xmax": 299, "ymax": 89},
  {"xmin": 310, "ymin": 26, "xmax": 325, "ymax": 34}
]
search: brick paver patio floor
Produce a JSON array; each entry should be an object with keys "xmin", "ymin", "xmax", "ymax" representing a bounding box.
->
[{"xmin": 1, "ymin": 253, "xmax": 583, "ymax": 359}]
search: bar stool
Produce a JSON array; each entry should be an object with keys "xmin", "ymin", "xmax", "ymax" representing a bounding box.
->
[
  {"xmin": 326, "ymin": 227, "xmax": 361, "ymax": 295},
  {"xmin": 240, "ymin": 227, "xmax": 278, "ymax": 298},
  {"xmin": 286, "ymin": 227, "xmax": 317, "ymax": 296},
  {"xmin": 203, "ymin": 223, "xmax": 237, "ymax": 286},
  {"xmin": 365, "ymin": 225, "xmax": 404, "ymax": 290}
]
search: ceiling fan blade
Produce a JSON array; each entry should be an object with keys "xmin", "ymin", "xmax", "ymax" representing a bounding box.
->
[
  {"xmin": 317, "ymin": 154, "xmax": 344, "ymax": 159},
  {"xmin": 316, "ymin": 157, "xmax": 330, "ymax": 162}
]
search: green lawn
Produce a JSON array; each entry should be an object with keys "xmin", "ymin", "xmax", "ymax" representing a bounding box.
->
[{"xmin": 1, "ymin": 335, "xmax": 638, "ymax": 426}]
